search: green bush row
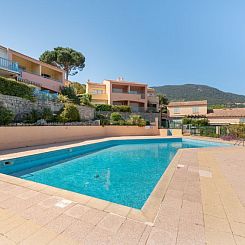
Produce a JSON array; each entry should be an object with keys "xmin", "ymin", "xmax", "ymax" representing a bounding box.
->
[
  {"xmin": 182, "ymin": 117, "xmax": 209, "ymax": 126},
  {"xmin": 95, "ymin": 104, "xmax": 131, "ymax": 112},
  {"xmin": 98, "ymin": 112, "xmax": 148, "ymax": 126},
  {"xmin": 23, "ymin": 104, "xmax": 81, "ymax": 124},
  {"xmin": 0, "ymin": 76, "xmax": 35, "ymax": 101}
]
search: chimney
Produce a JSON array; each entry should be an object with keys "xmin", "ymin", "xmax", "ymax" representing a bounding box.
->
[{"xmin": 117, "ymin": 76, "xmax": 124, "ymax": 81}]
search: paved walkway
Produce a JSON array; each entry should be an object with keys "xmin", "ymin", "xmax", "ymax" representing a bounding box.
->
[{"xmin": 0, "ymin": 141, "xmax": 244, "ymax": 244}]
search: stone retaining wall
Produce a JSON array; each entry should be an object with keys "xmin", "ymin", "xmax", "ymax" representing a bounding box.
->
[{"xmin": 0, "ymin": 94, "xmax": 95, "ymax": 121}]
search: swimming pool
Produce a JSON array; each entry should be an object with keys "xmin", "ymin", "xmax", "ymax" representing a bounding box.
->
[{"xmin": 0, "ymin": 138, "xmax": 228, "ymax": 209}]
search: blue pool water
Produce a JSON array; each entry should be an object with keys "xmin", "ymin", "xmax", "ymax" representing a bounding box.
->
[{"xmin": 0, "ymin": 138, "xmax": 229, "ymax": 208}]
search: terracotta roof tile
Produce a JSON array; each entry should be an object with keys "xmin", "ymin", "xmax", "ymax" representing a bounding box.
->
[
  {"xmin": 168, "ymin": 100, "xmax": 207, "ymax": 107},
  {"xmin": 207, "ymin": 108, "xmax": 245, "ymax": 118}
]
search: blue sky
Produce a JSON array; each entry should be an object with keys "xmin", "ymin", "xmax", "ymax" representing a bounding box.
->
[{"xmin": 1, "ymin": 0, "xmax": 245, "ymax": 94}]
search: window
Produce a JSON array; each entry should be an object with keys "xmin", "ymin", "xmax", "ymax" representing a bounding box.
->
[
  {"xmin": 174, "ymin": 107, "xmax": 180, "ymax": 114},
  {"xmin": 92, "ymin": 89, "xmax": 104, "ymax": 94},
  {"xmin": 192, "ymin": 106, "xmax": 199, "ymax": 114},
  {"xmin": 41, "ymin": 73, "xmax": 51, "ymax": 79},
  {"xmin": 240, "ymin": 118, "xmax": 245, "ymax": 123}
]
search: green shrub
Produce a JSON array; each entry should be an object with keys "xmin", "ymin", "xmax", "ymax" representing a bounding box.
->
[
  {"xmin": 127, "ymin": 114, "xmax": 146, "ymax": 127},
  {"xmin": 95, "ymin": 104, "xmax": 131, "ymax": 112},
  {"xmin": 42, "ymin": 108, "xmax": 54, "ymax": 122},
  {"xmin": 60, "ymin": 86, "xmax": 80, "ymax": 104},
  {"xmin": 58, "ymin": 104, "xmax": 80, "ymax": 122},
  {"xmin": 182, "ymin": 117, "xmax": 209, "ymax": 126},
  {"xmin": 95, "ymin": 104, "xmax": 113, "ymax": 111},
  {"xmin": 58, "ymin": 94, "xmax": 70, "ymax": 103},
  {"xmin": 0, "ymin": 106, "xmax": 13, "ymax": 125},
  {"xmin": 79, "ymin": 93, "xmax": 92, "ymax": 106},
  {"xmin": 228, "ymin": 124, "xmax": 245, "ymax": 139},
  {"xmin": 23, "ymin": 109, "xmax": 42, "ymax": 123},
  {"xmin": 0, "ymin": 76, "xmax": 35, "ymax": 101},
  {"xmin": 110, "ymin": 112, "xmax": 123, "ymax": 122},
  {"xmin": 112, "ymin": 105, "xmax": 131, "ymax": 112}
]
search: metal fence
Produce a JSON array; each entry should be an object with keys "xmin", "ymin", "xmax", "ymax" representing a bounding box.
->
[{"xmin": 183, "ymin": 125, "xmax": 245, "ymax": 139}]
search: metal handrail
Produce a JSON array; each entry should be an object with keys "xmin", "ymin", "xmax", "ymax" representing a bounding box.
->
[{"xmin": 0, "ymin": 57, "xmax": 19, "ymax": 73}]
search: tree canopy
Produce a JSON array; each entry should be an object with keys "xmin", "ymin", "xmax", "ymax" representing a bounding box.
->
[
  {"xmin": 39, "ymin": 47, "xmax": 85, "ymax": 80},
  {"xmin": 157, "ymin": 94, "xmax": 169, "ymax": 106},
  {"xmin": 70, "ymin": 82, "xmax": 86, "ymax": 95}
]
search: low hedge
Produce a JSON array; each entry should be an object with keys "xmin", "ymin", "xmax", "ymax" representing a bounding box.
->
[
  {"xmin": 0, "ymin": 76, "xmax": 35, "ymax": 101},
  {"xmin": 95, "ymin": 104, "xmax": 131, "ymax": 112}
]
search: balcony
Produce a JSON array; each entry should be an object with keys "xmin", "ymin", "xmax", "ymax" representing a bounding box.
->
[
  {"xmin": 20, "ymin": 71, "xmax": 63, "ymax": 92},
  {"xmin": 111, "ymin": 91, "xmax": 146, "ymax": 103},
  {"xmin": 0, "ymin": 57, "xmax": 19, "ymax": 74}
]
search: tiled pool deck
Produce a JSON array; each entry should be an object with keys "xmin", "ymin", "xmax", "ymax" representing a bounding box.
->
[{"xmin": 0, "ymin": 136, "xmax": 244, "ymax": 244}]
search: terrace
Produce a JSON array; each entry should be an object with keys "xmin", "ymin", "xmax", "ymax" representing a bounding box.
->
[{"xmin": 0, "ymin": 135, "xmax": 244, "ymax": 244}]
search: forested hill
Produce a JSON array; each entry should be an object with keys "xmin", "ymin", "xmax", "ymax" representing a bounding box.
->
[{"xmin": 153, "ymin": 84, "xmax": 245, "ymax": 105}]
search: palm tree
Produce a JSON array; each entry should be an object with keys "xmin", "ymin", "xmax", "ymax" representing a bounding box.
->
[{"xmin": 157, "ymin": 94, "xmax": 169, "ymax": 127}]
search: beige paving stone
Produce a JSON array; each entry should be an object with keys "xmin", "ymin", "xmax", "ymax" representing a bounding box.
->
[
  {"xmin": 146, "ymin": 227, "xmax": 177, "ymax": 245},
  {"xmin": 79, "ymin": 208, "xmax": 107, "ymax": 225},
  {"xmin": 40, "ymin": 186, "xmax": 61, "ymax": 195},
  {"xmin": 176, "ymin": 238, "xmax": 204, "ymax": 245},
  {"xmin": 86, "ymin": 197, "xmax": 110, "ymax": 210},
  {"xmin": 0, "ymin": 234, "xmax": 16, "ymax": 245},
  {"xmin": 142, "ymin": 196, "xmax": 162, "ymax": 222},
  {"xmin": 64, "ymin": 192, "xmax": 92, "ymax": 204},
  {"xmin": 4, "ymin": 185, "xmax": 29, "ymax": 196},
  {"xmin": 26, "ymin": 182, "xmax": 48, "ymax": 191},
  {"xmin": 204, "ymin": 214, "xmax": 231, "ymax": 233},
  {"xmin": 164, "ymin": 189, "xmax": 183, "ymax": 200},
  {"xmin": 234, "ymin": 235, "xmax": 245, "ymax": 245},
  {"xmin": 38, "ymin": 196, "xmax": 73, "ymax": 209},
  {"xmin": 21, "ymin": 205, "xmax": 63, "ymax": 226},
  {"xmin": 45, "ymin": 213, "xmax": 76, "ymax": 234},
  {"xmin": 49, "ymin": 234, "xmax": 79, "ymax": 245},
  {"xmin": 0, "ymin": 215, "xmax": 27, "ymax": 234},
  {"xmin": 5, "ymin": 220, "xmax": 41, "ymax": 243},
  {"xmin": 83, "ymin": 226, "xmax": 114, "ymax": 245},
  {"xmin": 64, "ymin": 203, "xmax": 90, "ymax": 219},
  {"xmin": 61, "ymin": 219, "xmax": 94, "ymax": 242},
  {"xmin": 205, "ymin": 228, "xmax": 236, "ymax": 245},
  {"xmin": 16, "ymin": 189, "xmax": 39, "ymax": 200},
  {"xmin": 104, "ymin": 203, "xmax": 131, "ymax": 217},
  {"xmin": 0, "ymin": 191, "xmax": 13, "ymax": 202},
  {"xmin": 154, "ymin": 212, "xmax": 179, "ymax": 233},
  {"xmin": 19, "ymin": 227, "xmax": 59, "ymax": 245},
  {"xmin": 97, "ymin": 213, "xmax": 125, "ymax": 233},
  {"xmin": 0, "ymin": 208, "xmax": 15, "ymax": 221},
  {"xmin": 203, "ymin": 203, "xmax": 227, "ymax": 219},
  {"xmin": 111, "ymin": 219, "xmax": 146, "ymax": 245},
  {"xmin": 127, "ymin": 209, "xmax": 148, "ymax": 223},
  {"xmin": 0, "ymin": 196, "xmax": 34, "ymax": 212},
  {"xmin": 177, "ymin": 221, "xmax": 205, "ymax": 244},
  {"xmin": 138, "ymin": 225, "xmax": 152, "ymax": 245},
  {"xmin": 27, "ymin": 192, "xmax": 51, "ymax": 205},
  {"xmin": 230, "ymin": 221, "xmax": 245, "ymax": 237}
]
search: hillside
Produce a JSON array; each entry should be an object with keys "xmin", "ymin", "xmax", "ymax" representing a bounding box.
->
[{"xmin": 153, "ymin": 84, "xmax": 245, "ymax": 105}]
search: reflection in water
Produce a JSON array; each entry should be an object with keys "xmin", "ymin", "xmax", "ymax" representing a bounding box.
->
[{"xmin": 104, "ymin": 168, "xmax": 111, "ymax": 191}]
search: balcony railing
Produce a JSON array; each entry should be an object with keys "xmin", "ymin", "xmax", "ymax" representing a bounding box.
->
[
  {"xmin": 131, "ymin": 107, "xmax": 145, "ymax": 112},
  {"xmin": 0, "ymin": 57, "xmax": 19, "ymax": 73},
  {"xmin": 112, "ymin": 90, "xmax": 145, "ymax": 99}
]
